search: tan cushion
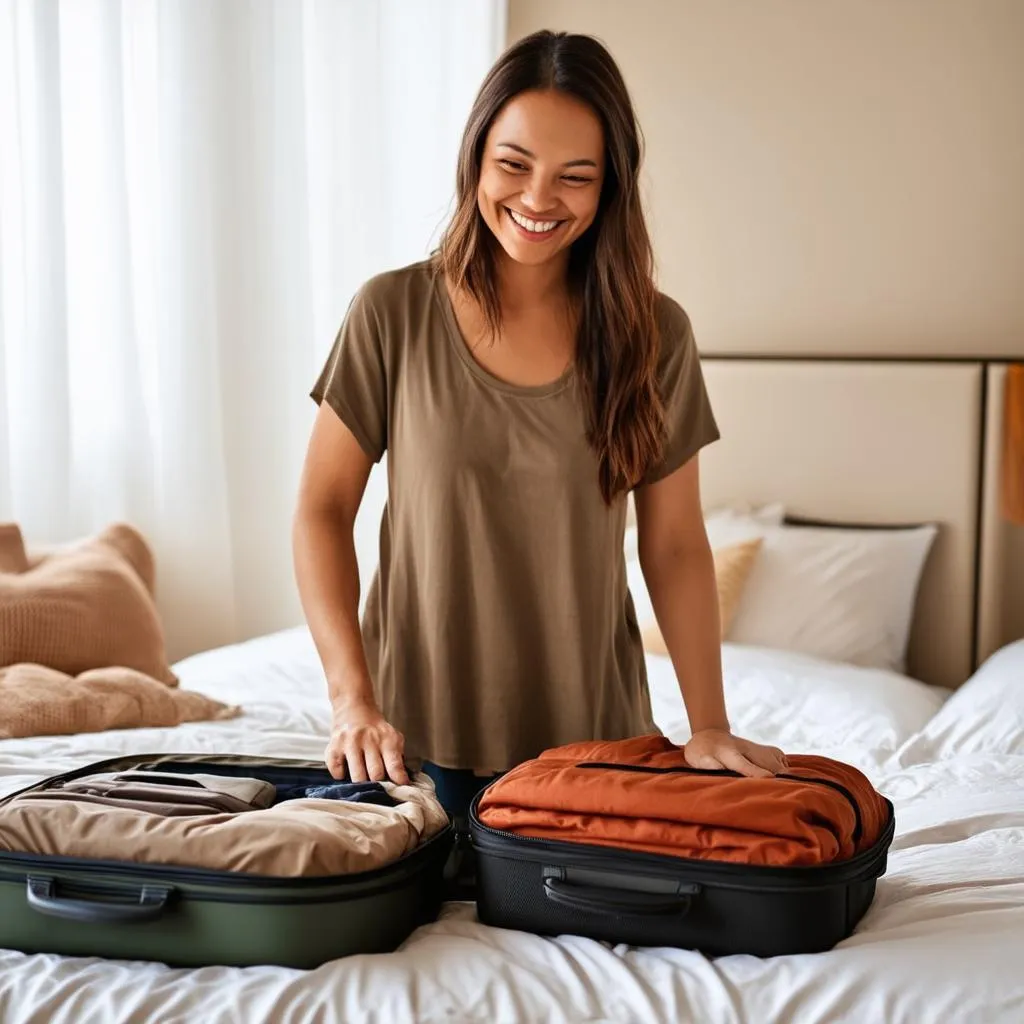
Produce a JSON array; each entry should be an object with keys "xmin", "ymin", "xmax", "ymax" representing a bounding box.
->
[
  {"xmin": 0, "ymin": 522, "xmax": 177, "ymax": 684},
  {"xmin": 0, "ymin": 663, "xmax": 238, "ymax": 739},
  {"xmin": 641, "ymin": 537, "xmax": 763, "ymax": 655},
  {"xmin": 0, "ymin": 525, "xmax": 29, "ymax": 574}
]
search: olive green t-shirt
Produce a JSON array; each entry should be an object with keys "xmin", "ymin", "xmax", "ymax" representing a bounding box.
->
[{"xmin": 311, "ymin": 259, "xmax": 719, "ymax": 772}]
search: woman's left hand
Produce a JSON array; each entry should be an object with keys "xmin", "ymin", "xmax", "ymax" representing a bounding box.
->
[{"xmin": 684, "ymin": 728, "xmax": 788, "ymax": 778}]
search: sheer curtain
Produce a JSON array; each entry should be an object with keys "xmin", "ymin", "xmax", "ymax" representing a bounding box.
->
[{"xmin": 0, "ymin": 0, "xmax": 505, "ymax": 659}]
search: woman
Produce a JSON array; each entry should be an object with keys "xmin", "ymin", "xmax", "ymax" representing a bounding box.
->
[{"xmin": 293, "ymin": 30, "xmax": 787, "ymax": 833}]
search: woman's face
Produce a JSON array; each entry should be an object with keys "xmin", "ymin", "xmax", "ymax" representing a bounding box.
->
[{"xmin": 477, "ymin": 89, "xmax": 605, "ymax": 268}]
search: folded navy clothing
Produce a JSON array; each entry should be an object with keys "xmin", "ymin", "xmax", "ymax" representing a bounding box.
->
[{"xmin": 274, "ymin": 781, "xmax": 397, "ymax": 807}]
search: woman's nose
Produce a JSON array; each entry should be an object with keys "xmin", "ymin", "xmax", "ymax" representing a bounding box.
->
[{"xmin": 519, "ymin": 174, "xmax": 556, "ymax": 213}]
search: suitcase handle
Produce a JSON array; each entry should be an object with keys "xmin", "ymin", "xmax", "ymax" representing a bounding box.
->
[
  {"xmin": 26, "ymin": 875, "xmax": 171, "ymax": 924},
  {"xmin": 542, "ymin": 877, "xmax": 696, "ymax": 917}
]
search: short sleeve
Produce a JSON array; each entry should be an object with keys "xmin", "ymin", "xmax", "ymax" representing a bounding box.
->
[
  {"xmin": 310, "ymin": 282, "xmax": 388, "ymax": 462},
  {"xmin": 640, "ymin": 296, "xmax": 720, "ymax": 485}
]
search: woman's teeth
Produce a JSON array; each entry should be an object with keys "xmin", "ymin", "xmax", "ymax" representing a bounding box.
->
[{"xmin": 507, "ymin": 208, "xmax": 561, "ymax": 233}]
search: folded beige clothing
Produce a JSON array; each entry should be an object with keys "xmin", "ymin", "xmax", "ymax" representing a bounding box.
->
[
  {"xmin": 63, "ymin": 771, "xmax": 276, "ymax": 810},
  {"xmin": 16, "ymin": 771, "xmax": 278, "ymax": 816},
  {"xmin": 12, "ymin": 791, "xmax": 233, "ymax": 818},
  {"xmin": 0, "ymin": 777, "xmax": 448, "ymax": 877}
]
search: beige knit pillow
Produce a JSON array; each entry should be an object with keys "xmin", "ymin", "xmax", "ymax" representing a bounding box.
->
[
  {"xmin": 0, "ymin": 664, "xmax": 238, "ymax": 740},
  {"xmin": 641, "ymin": 537, "xmax": 763, "ymax": 655},
  {"xmin": 0, "ymin": 522, "xmax": 177, "ymax": 685},
  {"xmin": 0, "ymin": 524, "xmax": 29, "ymax": 574}
]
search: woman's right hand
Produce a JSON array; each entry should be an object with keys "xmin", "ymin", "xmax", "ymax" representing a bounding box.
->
[{"xmin": 325, "ymin": 699, "xmax": 410, "ymax": 785}]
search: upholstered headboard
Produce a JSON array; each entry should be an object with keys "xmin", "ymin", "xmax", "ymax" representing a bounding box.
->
[{"xmin": 697, "ymin": 359, "xmax": 985, "ymax": 689}]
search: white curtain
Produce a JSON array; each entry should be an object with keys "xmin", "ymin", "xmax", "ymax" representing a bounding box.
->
[{"xmin": 0, "ymin": 0, "xmax": 505, "ymax": 660}]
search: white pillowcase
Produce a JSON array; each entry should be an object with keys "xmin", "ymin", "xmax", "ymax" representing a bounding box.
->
[
  {"xmin": 704, "ymin": 503, "xmax": 786, "ymax": 547},
  {"xmin": 625, "ymin": 504, "xmax": 784, "ymax": 627},
  {"xmin": 727, "ymin": 522, "xmax": 937, "ymax": 674}
]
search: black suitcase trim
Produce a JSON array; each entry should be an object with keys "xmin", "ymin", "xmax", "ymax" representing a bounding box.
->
[
  {"xmin": 0, "ymin": 823, "xmax": 454, "ymax": 900},
  {"xmin": 470, "ymin": 796, "xmax": 892, "ymax": 892}
]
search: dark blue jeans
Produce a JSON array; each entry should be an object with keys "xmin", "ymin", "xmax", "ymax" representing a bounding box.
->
[
  {"xmin": 421, "ymin": 762, "xmax": 503, "ymax": 900},
  {"xmin": 420, "ymin": 762, "xmax": 500, "ymax": 828}
]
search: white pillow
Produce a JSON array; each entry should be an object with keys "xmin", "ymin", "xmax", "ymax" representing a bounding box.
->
[
  {"xmin": 705, "ymin": 503, "xmax": 786, "ymax": 547},
  {"xmin": 892, "ymin": 638, "xmax": 1024, "ymax": 763},
  {"xmin": 726, "ymin": 522, "xmax": 937, "ymax": 674},
  {"xmin": 625, "ymin": 505, "xmax": 784, "ymax": 626}
]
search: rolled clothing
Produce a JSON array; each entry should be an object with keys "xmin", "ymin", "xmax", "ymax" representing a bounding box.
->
[
  {"xmin": 274, "ymin": 780, "xmax": 397, "ymax": 807},
  {"xmin": 0, "ymin": 776, "xmax": 448, "ymax": 877}
]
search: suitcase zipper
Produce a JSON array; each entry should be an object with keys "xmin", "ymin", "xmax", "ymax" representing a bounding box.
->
[
  {"xmin": 573, "ymin": 761, "xmax": 864, "ymax": 844},
  {"xmin": 469, "ymin": 806, "xmax": 892, "ymax": 890}
]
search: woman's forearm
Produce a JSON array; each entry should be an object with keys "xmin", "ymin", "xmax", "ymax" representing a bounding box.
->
[
  {"xmin": 642, "ymin": 543, "xmax": 730, "ymax": 734},
  {"xmin": 293, "ymin": 508, "xmax": 375, "ymax": 713}
]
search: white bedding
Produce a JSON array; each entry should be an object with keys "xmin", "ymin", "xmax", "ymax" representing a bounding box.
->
[
  {"xmin": 892, "ymin": 638, "xmax": 1024, "ymax": 764},
  {"xmin": 1, "ymin": 628, "xmax": 1022, "ymax": 1024},
  {"xmin": 649, "ymin": 643, "xmax": 949, "ymax": 775}
]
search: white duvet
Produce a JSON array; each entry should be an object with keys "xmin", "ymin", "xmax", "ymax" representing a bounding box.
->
[{"xmin": 1, "ymin": 630, "xmax": 1022, "ymax": 1024}]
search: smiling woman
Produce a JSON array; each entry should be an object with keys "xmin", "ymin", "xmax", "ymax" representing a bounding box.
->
[
  {"xmin": 437, "ymin": 35, "xmax": 668, "ymax": 487},
  {"xmin": 293, "ymin": 32, "xmax": 787, "ymax": 898},
  {"xmin": 480, "ymin": 90, "xmax": 604, "ymax": 255},
  {"xmin": 446, "ymin": 87, "xmax": 607, "ymax": 390}
]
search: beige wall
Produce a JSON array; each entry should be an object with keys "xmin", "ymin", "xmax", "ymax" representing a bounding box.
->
[{"xmin": 508, "ymin": 0, "xmax": 1024, "ymax": 358}]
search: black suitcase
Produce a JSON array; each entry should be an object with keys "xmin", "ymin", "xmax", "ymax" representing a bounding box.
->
[
  {"xmin": 469, "ymin": 787, "xmax": 894, "ymax": 957},
  {"xmin": 0, "ymin": 752, "xmax": 453, "ymax": 968}
]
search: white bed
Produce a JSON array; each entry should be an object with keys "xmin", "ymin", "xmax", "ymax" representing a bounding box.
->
[
  {"xmin": 3, "ymin": 357, "xmax": 1023, "ymax": 1023},
  {"xmin": 0, "ymin": 627, "xmax": 1022, "ymax": 1024}
]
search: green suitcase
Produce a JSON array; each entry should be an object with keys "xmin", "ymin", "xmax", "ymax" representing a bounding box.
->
[{"xmin": 0, "ymin": 752, "xmax": 453, "ymax": 969}]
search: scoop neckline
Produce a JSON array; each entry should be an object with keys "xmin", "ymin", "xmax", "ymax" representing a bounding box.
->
[{"xmin": 430, "ymin": 264, "xmax": 575, "ymax": 399}]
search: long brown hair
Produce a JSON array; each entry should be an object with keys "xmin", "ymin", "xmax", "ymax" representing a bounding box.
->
[{"xmin": 437, "ymin": 30, "xmax": 664, "ymax": 504}]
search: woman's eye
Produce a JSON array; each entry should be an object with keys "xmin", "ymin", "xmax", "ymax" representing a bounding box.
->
[
  {"xmin": 562, "ymin": 175, "xmax": 594, "ymax": 185},
  {"xmin": 498, "ymin": 159, "xmax": 528, "ymax": 172}
]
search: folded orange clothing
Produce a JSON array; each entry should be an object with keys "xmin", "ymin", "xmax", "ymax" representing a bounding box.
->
[{"xmin": 475, "ymin": 735, "xmax": 890, "ymax": 867}]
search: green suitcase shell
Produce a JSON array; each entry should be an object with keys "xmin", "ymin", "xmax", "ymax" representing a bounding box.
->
[{"xmin": 0, "ymin": 753, "xmax": 453, "ymax": 969}]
